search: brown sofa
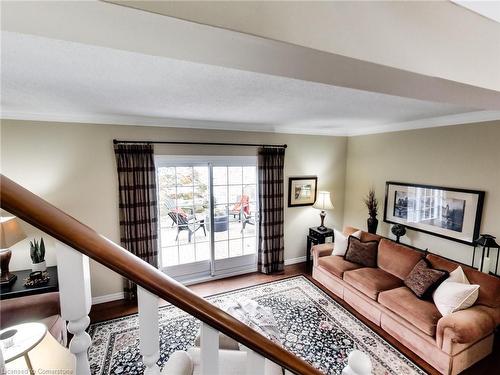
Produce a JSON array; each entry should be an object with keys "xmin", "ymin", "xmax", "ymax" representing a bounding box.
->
[
  {"xmin": 0, "ymin": 292, "xmax": 67, "ymax": 346},
  {"xmin": 312, "ymin": 226, "xmax": 500, "ymax": 375}
]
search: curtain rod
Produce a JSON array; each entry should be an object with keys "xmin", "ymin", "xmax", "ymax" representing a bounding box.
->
[{"xmin": 113, "ymin": 139, "xmax": 287, "ymax": 148}]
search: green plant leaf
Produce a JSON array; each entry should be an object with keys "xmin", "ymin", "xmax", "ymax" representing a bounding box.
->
[{"xmin": 40, "ymin": 238, "xmax": 45, "ymax": 261}]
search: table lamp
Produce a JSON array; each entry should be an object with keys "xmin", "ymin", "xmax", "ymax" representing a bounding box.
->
[
  {"xmin": 313, "ymin": 191, "xmax": 334, "ymax": 231},
  {"xmin": 1, "ymin": 322, "xmax": 75, "ymax": 373},
  {"xmin": 0, "ymin": 217, "xmax": 27, "ymax": 285}
]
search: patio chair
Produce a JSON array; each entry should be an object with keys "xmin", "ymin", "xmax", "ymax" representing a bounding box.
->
[
  {"xmin": 241, "ymin": 210, "xmax": 255, "ymax": 233},
  {"xmin": 168, "ymin": 211, "xmax": 206, "ymax": 243},
  {"xmin": 230, "ymin": 195, "xmax": 250, "ymax": 221},
  {"xmin": 165, "ymin": 198, "xmax": 194, "ymax": 225}
]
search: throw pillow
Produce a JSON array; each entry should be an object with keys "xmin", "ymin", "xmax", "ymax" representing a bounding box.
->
[
  {"xmin": 404, "ymin": 259, "xmax": 448, "ymax": 299},
  {"xmin": 446, "ymin": 265, "xmax": 470, "ymax": 284},
  {"xmin": 344, "ymin": 236, "xmax": 378, "ymax": 267},
  {"xmin": 433, "ymin": 266, "xmax": 479, "ymax": 316},
  {"xmin": 332, "ymin": 229, "xmax": 362, "ymax": 256}
]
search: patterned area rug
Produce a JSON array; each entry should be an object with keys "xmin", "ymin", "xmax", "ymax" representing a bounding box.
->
[{"xmin": 88, "ymin": 276, "xmax": 426, "ymax": 374}]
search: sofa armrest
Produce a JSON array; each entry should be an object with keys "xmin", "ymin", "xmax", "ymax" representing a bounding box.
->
[
  {"xmin": 436, "ymin": 305, "xmax": 497, "ymax": 349},
  {"xmin": 0, "ymin": 292, "xmax": 61, "ymax": 329},
  {"xmin": 312, "ymin": 243, "xmax": 334, "ymax": 266}
]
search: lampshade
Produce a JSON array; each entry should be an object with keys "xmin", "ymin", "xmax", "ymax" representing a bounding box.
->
[
  {"xmin": 2, "ymin": 322, "xmax": 75, "ymax": 374},
  {"xmin": 0, "ymin": 217, "xmax": 27, "ymax": 249},
  {"xmin": 475, "ymin": 234, "xmax": 500, "ymax": 248},
  {"xmin": 313, "ymin": 191, "xmax": 334, "ymax": 210}
]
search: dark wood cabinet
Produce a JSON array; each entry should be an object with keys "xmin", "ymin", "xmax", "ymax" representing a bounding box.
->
[
  {"xmin": 0, "ymin": 266, "xmax": 58, "ymax": 300},
  {"xmin": 306, "ymin": 227, "xmax": 334, "ymax": 273}
]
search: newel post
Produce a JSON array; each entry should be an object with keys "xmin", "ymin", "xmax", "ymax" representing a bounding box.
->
[
  {"xmin": 56, "ymin": 242, "xmax": 92, "ymax": 375},
  {"xmin": 137, "ymin": 286, "xmax": 161, "ymax": 375}
]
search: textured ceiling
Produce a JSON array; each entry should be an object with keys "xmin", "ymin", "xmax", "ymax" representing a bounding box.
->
[{"xmin": 0, "ymin": 32, "xmax": 490, "ymax": 136}]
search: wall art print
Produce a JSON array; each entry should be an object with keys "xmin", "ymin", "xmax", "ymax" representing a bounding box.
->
[{"xmin": 384, "ymin": 181, "xmax": 484, "ymax": 245}]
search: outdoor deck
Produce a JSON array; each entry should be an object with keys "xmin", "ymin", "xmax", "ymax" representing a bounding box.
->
[{"xmin": 160, "ymin": 215, "xmax": 257, "ymax": 267}]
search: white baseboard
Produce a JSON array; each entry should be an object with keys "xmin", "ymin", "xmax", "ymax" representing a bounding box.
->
[
  {"xmin": 92, "ymin": 292, "xmax": 125, "ymax": 305},
  {"xmin": 284, "ymin": 256, "xmax": 306, "ymax": 265}
]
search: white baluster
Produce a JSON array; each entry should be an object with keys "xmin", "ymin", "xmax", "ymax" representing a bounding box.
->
[
  {"xmin": 137, "ymin": 286, "xmax": 161, "ymax": 375},
  {"xmin": 56, "ymin": 242, "xmax": 92, "ymax": 375},
  {"xmin": 0, "ymin": 346, "xmax": 6, "ymax": 375},
  {"xmin": 200, "ymin": 323, "xmax": 219, "ymax": 375},
  {"xmin": 246, "ymin": 350, "xmax": 265, "ymax": 375}
]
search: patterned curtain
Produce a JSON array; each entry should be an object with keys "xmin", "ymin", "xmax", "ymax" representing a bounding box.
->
[
  {"xmin": 257, "ymin": 147, "xmax": 285, "ymax": 274},
  {"xmin": 114, "ymin": 144, "xmax": 158, "ymax": 300}
]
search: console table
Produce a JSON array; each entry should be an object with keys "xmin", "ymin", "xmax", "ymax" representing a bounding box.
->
[
  {"xmin": 306, "ymin": 227, "xmax": 334, "ymax": 273},
  {"xmin": 0, "ymin": 266, "xmax": 58, "ymax": 300}
]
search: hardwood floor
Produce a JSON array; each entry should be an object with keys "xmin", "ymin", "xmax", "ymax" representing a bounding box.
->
[{"xmin": 89, "ymin": 263, "xmax": 498, "ymax": 375}]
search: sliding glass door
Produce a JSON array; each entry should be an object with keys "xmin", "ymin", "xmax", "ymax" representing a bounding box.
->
[
  {"xmin": 156, "ymin": 156, "xmax": 258, "ymax": 282},
  {"xmin": 211, "ymin": 163, "xmax": 257, "ymax": 275}
]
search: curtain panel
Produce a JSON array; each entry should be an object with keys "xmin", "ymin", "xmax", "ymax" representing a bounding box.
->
[
  {"xmin": 257, "ymin": 147, "xmax": 285, "ymax": 274},
  {"xmin": 114, "ymin": 144, "xmax": 158, "ymax": 300}
]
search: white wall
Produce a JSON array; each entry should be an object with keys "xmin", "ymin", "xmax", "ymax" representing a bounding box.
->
[
  {"xmin": 4, "ymin": 119, "xmax": 496, "ymax": 300},
  {"xmin": 343, "ymin": 121, "xmax": 500, "ymax": 274},
  {"xmin": 0, "ymin": 119, "xmax": 347, "ymax": 299}
]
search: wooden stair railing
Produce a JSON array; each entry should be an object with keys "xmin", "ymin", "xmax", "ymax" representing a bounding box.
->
[{"xmin": 0, "ymin": 175, "xmax": 323, "ymax": 375}]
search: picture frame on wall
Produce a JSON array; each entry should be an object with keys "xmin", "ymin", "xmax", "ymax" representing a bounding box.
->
[
  {"xmin": 288, "ymin": 176, "xmax": 318, "ymax": 207},
  {"xmin": 384, "ymin": 181, "xmax": 485, "ymax": 245}
]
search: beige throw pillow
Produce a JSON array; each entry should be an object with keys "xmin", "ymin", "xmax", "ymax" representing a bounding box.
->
[
  {"xmin": 332, "ymin": 229, "xmax": 361, "ymax": 256},
  {"xmin": 433, "ymin": 266, "xmax": 479, "ymax": 316}
]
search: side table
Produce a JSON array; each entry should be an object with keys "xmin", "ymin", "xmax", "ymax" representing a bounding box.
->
[
  {"xmin": 0, "ymin": 322, "xmax": 47, "ymax": 373},
  {"xmin": 0, "ymin": 266, "xmax": 58, "ymax": 300},
  {"xmin": 306, "ymin": 227, "xmax": 334, "ymax": 273}
]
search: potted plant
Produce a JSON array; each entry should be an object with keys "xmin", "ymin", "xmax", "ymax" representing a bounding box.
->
[
  {"xmin": 30, "ymin": 238, "xmax": 46, "ymax": 272},
  {"xmin": 364, "ymin": 188, "xmax": 379, "ymax": 234}
]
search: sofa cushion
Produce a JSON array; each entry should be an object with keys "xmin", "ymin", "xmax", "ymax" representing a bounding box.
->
[
  {"xmin": 378, "ymin": 239, "xmax": 424, "ymax": 280},
  {"xmin": 343, "ymin": 226, "xmax": 382, "ymax": 243},
  {"xmin": 343, "ymin": 267, "xmax": 403, "ymax": 300},
  {"xmin": 404, "ymin": 259, "xmax": 448, "ymax": 299},
  {"xmin": 318, "ymin": 255, "xmax": 362, "ymax": 278},
  {"xmin": 379, "ymin": 286, "xmax": 442, "ymax": 336},
  {"xmin": 345, "ymin": 237, "xmax": 378, "ymax": 268},
  {"xmin": 426, "ymin": 254, "xmax": 500, "ymax": 308}
]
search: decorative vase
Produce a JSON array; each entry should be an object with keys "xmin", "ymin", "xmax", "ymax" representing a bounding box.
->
[
  {"xmin": 31, "ymin": 260, "xmax": 46, "ymax": 272},
  {"xmin": 367, "ymin": 217, "xmax": 378, "ymax": 234}
]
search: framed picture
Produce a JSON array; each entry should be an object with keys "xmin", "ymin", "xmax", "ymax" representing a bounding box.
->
[
  {"xmin": 384, "ymin": 181, "xmax": 485, "ymax": 245},
  {"xmin": 288, "ymin": 176, "xmax": 317, "ymax": 207}
]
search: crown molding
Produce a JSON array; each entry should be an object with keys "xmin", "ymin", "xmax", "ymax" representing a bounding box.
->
[
  {"xmin": 2, "ymin": 110, "xmax": 499, "ymax": 137},
  {"xmin": 345, "ymin": 110, "xmax": 500, "ymax": 136}
]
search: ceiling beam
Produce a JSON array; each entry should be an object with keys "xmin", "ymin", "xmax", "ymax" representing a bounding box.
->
[
  {"xmin": 108, "ymin": 0, "xmax": 500, "ymax": 92},
  {"xmin": 2, "ymin": 0, "xmax": 500, "ymax": 110}
]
